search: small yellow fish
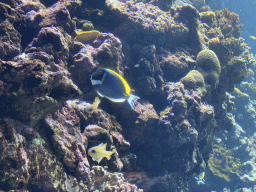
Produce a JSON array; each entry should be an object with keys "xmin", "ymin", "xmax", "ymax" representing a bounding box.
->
[
  {"xmin": 74, "ymin": 30, "xmax": 100, "ymax": 44},
  {"xmin": 88, "ymin": 143, "xmax": 114, "ymax": 163},
  {"xmin": 86, "ymin": 97, "xmax": 101, "ymax": 114},
  {"xmin": 198, "ymin": 172, "xmax": 205, "ymax": 180},
  {"xmin": 250, "ymin": 35, "xmax": 256, "ymax": 40}
]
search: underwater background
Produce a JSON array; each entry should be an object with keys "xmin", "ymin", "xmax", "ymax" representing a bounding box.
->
[{"xmin": 1, "ymin": 0, "xmax": 256, "ymax": 192}]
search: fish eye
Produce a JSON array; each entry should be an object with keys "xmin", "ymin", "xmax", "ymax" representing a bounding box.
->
[
  {"xmin": 92, "ymin": 69, "xmax": 105, "ymax": 80},
  {"xmin": 91, "ymin": 149, "xmax": 96, "ymax": 153}
]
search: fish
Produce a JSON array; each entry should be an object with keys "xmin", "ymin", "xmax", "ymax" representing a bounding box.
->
[
  {"xmin": 88, "ymin": 143, "xmax": 114, "ymax": 163},
  {"xmin": 90, "ymin": 68, "xmax": 140, "ymax": 109},
  {"xmin": 74, "ymin": 30, "xmax": 100, "ymax": 44},
  {"xmin": 86, "ymin": 96, "xmax": 101, "ymax": 114},
  {"xmin": 249, "ymin": 35, "xmax": 256, "ymax": 40},
  {"xmin": 198, "ymin": 172, "xmax": 205, "ymax": 180},
  {"xmin": 195, "ymin": 171, "xmax": 206, "ymax": 185}
]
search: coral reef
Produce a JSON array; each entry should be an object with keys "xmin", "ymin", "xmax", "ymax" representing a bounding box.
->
[
  {"xmin": 208, "ymin": 143, "xmax": 241, "ymax": 182},
  {"xmin": 196, "ymin": 49, "xmax": 221, "ymax": 89},
  {"xmin": 200, "ymin": 11, "xmax": 216, "ymax": 26},
  {"xmin": 0, "ymin": 56, "xmax": 81, "ymax": 125},
  {"xmin": 212, "ymin": 9, "xmax": 244, "ymax": 38},
  {"xmin": 180, "ymin": 69, "xmax": 206, "ymax": 94},
  {"xmin": 0, "ymin": 0, "xmax": 255, "ymax": 191},
  {"xmin": 0, "ymin": 118, "xmax": 67, "ymax": 191},
  {"xmin": 90, "ymin": 166, "xmax": 142, "ymax": 191},
  {"xmin": 0, "ymin": 3, "xmax": 22, "ymax": 60},
  {"xmin": 70, "ymin": 32, "xmax": 124, "ymax": 93}
]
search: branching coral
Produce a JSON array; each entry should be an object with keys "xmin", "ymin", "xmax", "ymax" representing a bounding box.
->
[
  {"xmin": 212, "ymin": 9, "xmax": 244, "ymax": 38},
  {"xmin": 200, "ymin": 11, "xmax": 216, "ymax": 26},
  {"xmin": 208, "ymin": 144, "xmax": 241, "ymax": 182}
]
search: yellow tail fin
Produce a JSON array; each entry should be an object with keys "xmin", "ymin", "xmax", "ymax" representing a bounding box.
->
[{"xmin": 106, "ymin": 151, "xmax": 114, "ymax": 160}]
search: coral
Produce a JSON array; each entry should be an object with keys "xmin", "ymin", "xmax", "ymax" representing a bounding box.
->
[
  {"xmin": 128, "ymin": 45, "xmax": 164, "ymax": 99},
  {"xmin": 206, "ymin": 36, "xmax": 254, "ymax": 92},
  {"xmin": 196, "ymin": 49, "xmax": 221, "ymax": 89},
  {"xmin": 1, "ymin": 0, "xmax": 255, "ymax": 191},
  {"xmin": 160, "ymin": 51, "xmax": 196, "ymax": 82},
  {"xmin": 0, "ymin": 2, "xmax": 21, "ymax": 23},
  {"xmin": 208, "ymin": 37, "xmax": 220, "ymax": 49},
  {"xmin": 220, "ymin": 57, "xmax": 248, "ymax": 91},
  {"xmin": 174, "ymin": 4, "xmax": 204, "ymax": 51},
  {"xmin": 106, "ymin": 0, "xmax": 191, "ymax": 48},
  {"xmin": 208, "ymin": 144, "xmax": 241, "ymax": 182},
  {"xmin": 212, "ymin": 9, "xmax": 244, "ymax": 38},
  {"xmin": 90, "ymin": 166, "xmax": 143, "ymax": 191},
  {"xmin": 160, "ymin": 82, "xmax": 216, "ymax": 148},
  {"xmin": 64, "ymin": 174, "xmax": 88, "ymax": 191},
  {"xmin": 0, "ymin": 57, "xmax": 81, "ymax": 125},
  {"xmin": 0, "ymin": 118, "xmax": 67, "ymax": 191},
  {"xmin": 22, "ymin": 0, "xmax": 81, "ymax": 33},
  {"xmin": 180, "ymin": 69, "xmax": 206, "ymax": 94},
  {"xmin": 44, "ymin": 102, "xmax": 91, "ymax": 182},
  {"xmin": 200, "ymin": 11, "xmax": 216, "ymax": 26},
  {"xmin": 234, "ymin": 88, "xmax": 250, "ymax": 99},
  {"xmin": 26, "ymin": 27, "xmax": 72, "ymax": 67},
  {"xmin": 70, "ymin": 32, "xmax": 124, "ymax": 94},
  {"xmin": 0, "ymin": 20, "xmax": 21, "ymax": 60}
]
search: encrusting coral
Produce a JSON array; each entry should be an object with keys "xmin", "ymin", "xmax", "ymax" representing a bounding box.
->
[
  {"xmin": 90, "ymin": 166, "xmax": 142, "ymax": 191},
  {"xmin": 208, "ymin": 143, "xmax": 241, "ymax": 182}
]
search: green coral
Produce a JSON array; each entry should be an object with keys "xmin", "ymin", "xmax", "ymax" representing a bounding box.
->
[
  {"xmin": 196, "ymin": 49, "xmax": 221, "ymax": 89},
  {"xmin": 208, "ymin": 144, "xmax": 241, "ymax": 182},
  {"xmin": 180, "ymin": 70, "xmax": 206, "ymax": 94}
]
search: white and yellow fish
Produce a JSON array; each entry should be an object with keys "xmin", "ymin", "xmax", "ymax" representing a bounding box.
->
[{"xmin": 88, "ymin": 143, "xmax": 114, "ymax": 163}]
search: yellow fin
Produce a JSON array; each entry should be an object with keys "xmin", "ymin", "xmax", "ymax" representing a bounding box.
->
[
  {"xmin": 199, "ymin": 172, "xmax": 205, "ymax": 180},
  {"xmin": 106, "ymin": 151, "xmax": 114, "ymax": 160},
  {"xmin": 74, "ymin": 30, "xmax": 100, "ymax": 44}
]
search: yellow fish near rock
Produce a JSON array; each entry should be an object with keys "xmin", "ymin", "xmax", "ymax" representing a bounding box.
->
[
  {"xmin": 88, "ymin": 143, "xmax": 114, "ymax": 163},
  {"xmin": 86, "ymin": 96, "xmax": 101, "ymax": 114},
  {"xmin": 74, "ymin": 30, "xmax": 100, "ymax": 44}
]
